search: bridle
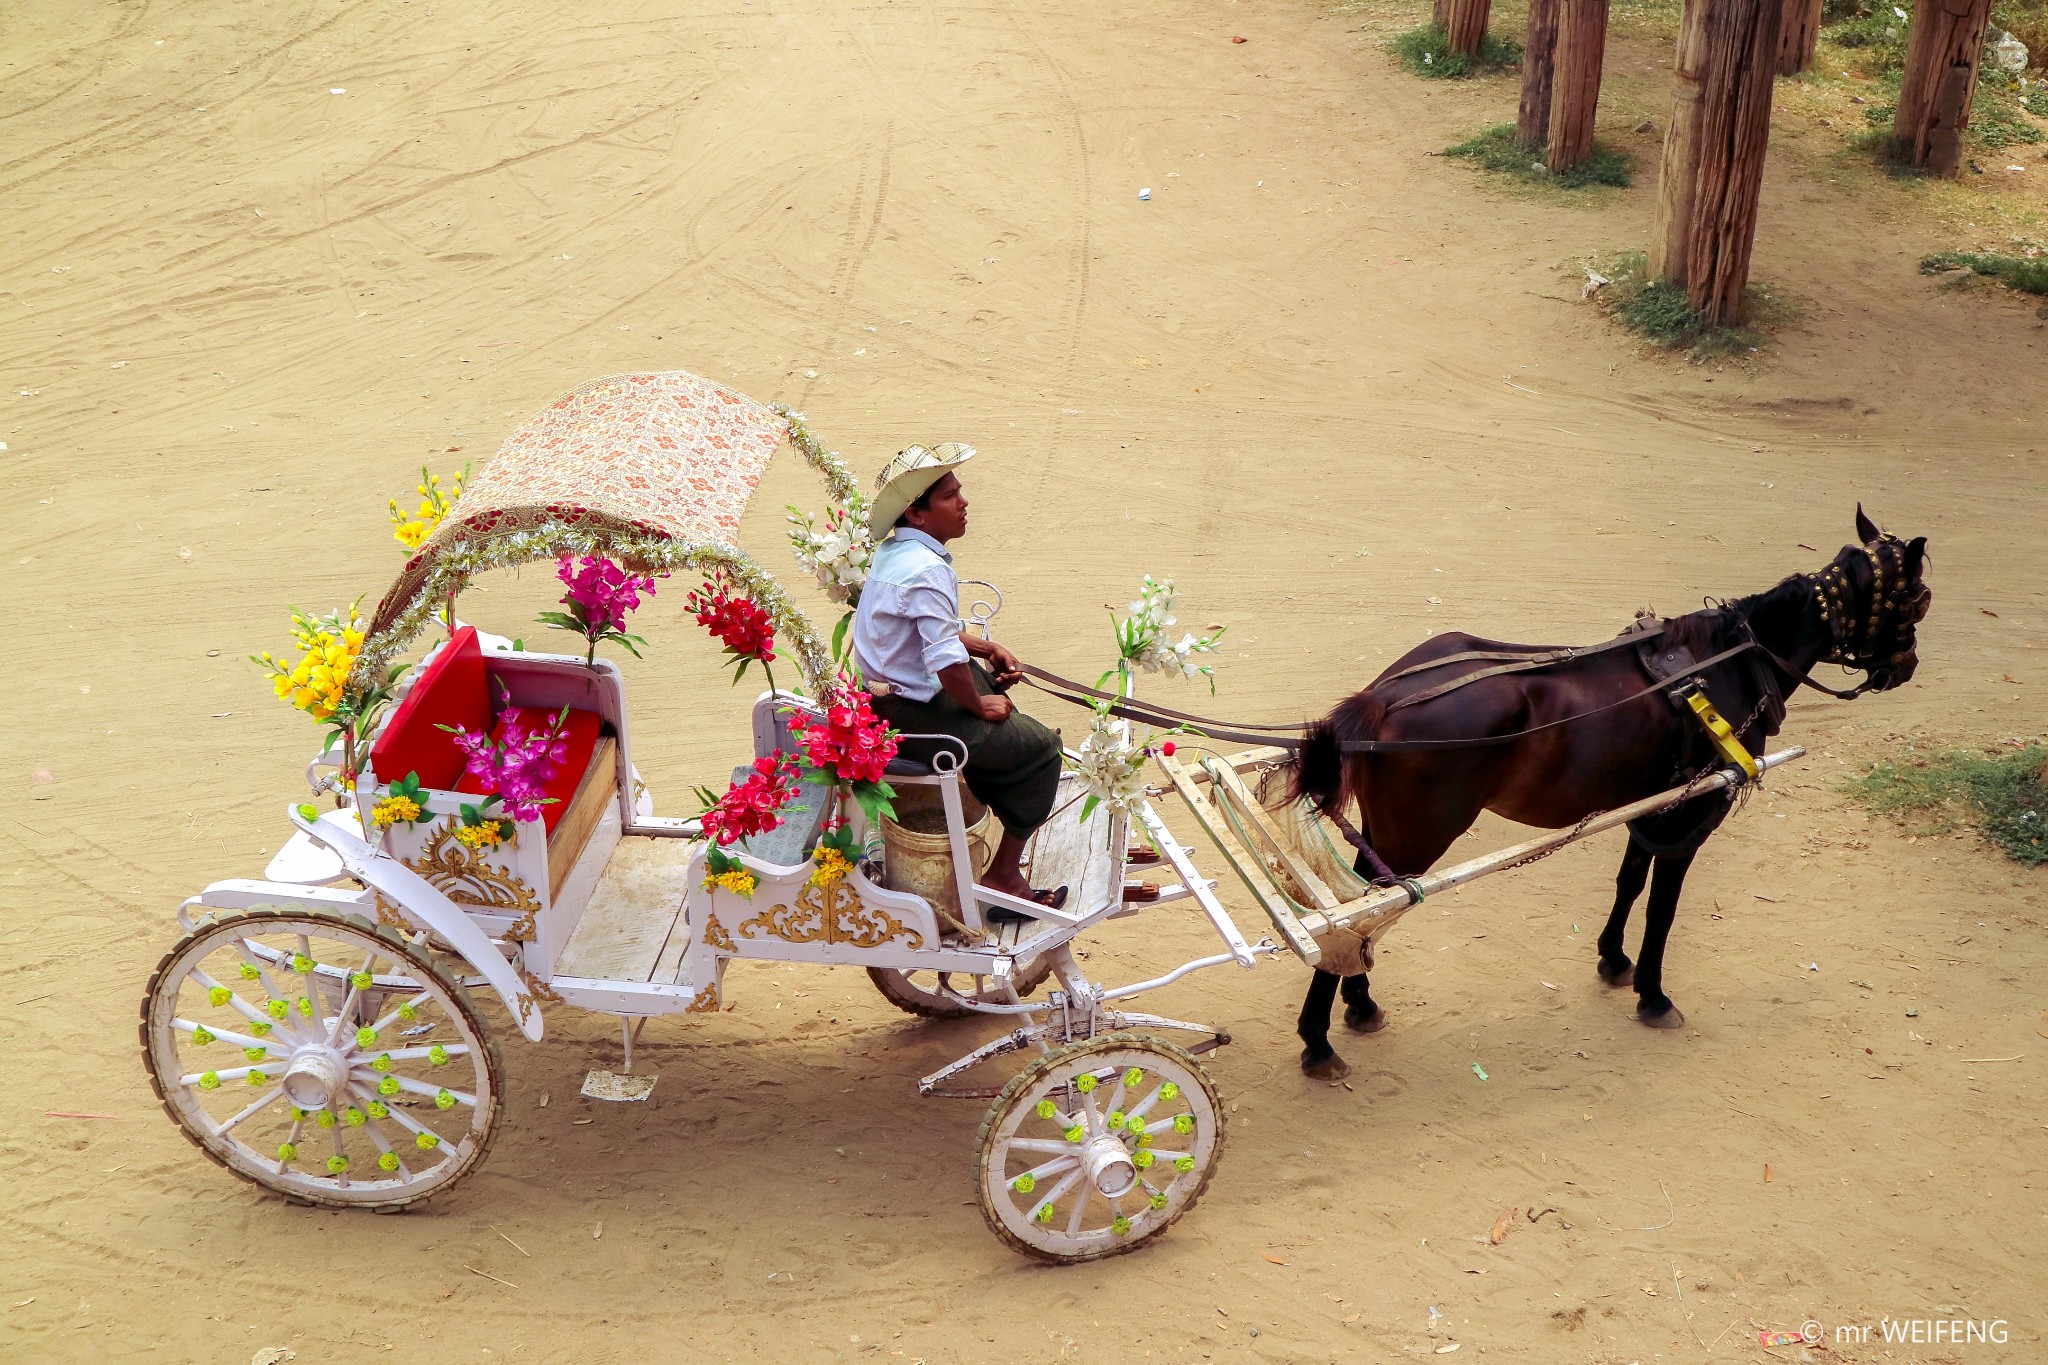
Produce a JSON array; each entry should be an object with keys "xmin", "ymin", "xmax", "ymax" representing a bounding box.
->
[{"xmin": 1792, "ymin": 534, "xmax": 1930, "ymax": 695}]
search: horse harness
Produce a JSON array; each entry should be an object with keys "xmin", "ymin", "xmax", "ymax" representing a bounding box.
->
[{"xmin": 1018, "ymin": 535, "xmax": 1924, "ymax": 765}]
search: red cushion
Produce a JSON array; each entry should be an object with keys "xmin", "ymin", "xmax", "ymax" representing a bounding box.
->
[
  {"xmin": 454, "ymin": 706, "xmax": 603, "ymax": 835},
  {"xmin": 369, "ymin": 627, "xmax": 491, "ymax": 791}
]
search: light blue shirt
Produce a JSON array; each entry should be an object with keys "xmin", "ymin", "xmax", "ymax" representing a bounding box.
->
[{"xmin": 853, "ymin": 528, "xmax": 970, "ymax": 703}]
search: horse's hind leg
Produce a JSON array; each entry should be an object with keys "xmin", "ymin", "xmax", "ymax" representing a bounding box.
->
[
  {"xmin": 1597, "ymin": 837, "xmax": 1653, "ymax": 987},
  {"xmin": 1298, "ymin": 969, "xmax": 1351, "ymax": 1081},
  {"xmin": 1340, "ymin": 971, "xmax": 1385, "ymax": 1033},
  {"xmin": 1632, "ymin": 847, "xmax": 1699, "ymax": 1029}
]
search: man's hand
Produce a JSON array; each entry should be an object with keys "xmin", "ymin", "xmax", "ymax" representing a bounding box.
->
[
  {"xmin": 977, "ymin": 693, "xmax": 1015, "ymax": 723},
  {"xmin": 985, "ymin": 641, "xmax": 1025, "ymax": 688}
]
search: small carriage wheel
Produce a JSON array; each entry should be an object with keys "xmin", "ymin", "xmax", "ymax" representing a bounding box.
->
[
  {"xmin": 975, "ymin": 1033, "xmax": 1224, "ymax": 1263},
  {"xmin": 139, "ymin": 906, "xmax": 503, "ymax": 1211},
  {"xmin": 866, "ymin": 954, "xmax": 1055, "ymax": 1019}
]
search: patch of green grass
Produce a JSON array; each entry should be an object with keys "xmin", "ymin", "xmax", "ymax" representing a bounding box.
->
[
  {"xmin": 1391, "ymin": 22, "xmax": 1523, "ymax": 78},
  {"xmin": 1585, "ymin": 250, "xmax": 1790, "ymax": 358},
  {"xmin": 1443, "ymin": 123, "xmax": 1633, "ymax": 188},
  {"xmin": 1921, "ymin": 249, "xmax": 2048, "ymax": 294},
  {"xmin": 1843, "ymin": 746, "xmax": 2048, "ymax": 865},
  {"xmin": 2025, "ymin": 85, "xmax": 2048, "ymax": 119}
]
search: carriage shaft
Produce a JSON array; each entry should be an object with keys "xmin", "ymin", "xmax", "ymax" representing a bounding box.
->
[{"xmin": 1298, "ymin": 747, "xmax": 1804, "ymax": 942}]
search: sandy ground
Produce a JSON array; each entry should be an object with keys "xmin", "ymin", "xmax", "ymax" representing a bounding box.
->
[{"xmin": 4, "ymin": 0, "xmax": 2047, "ymax": 1360}]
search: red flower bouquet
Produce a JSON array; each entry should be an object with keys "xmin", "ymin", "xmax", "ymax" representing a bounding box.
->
[{"xmin": 789, "ymin": 681, "xmax": 899, "ymax": 825}]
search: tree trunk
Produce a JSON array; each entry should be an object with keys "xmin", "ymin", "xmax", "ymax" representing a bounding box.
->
[
  {"xmin": 1434, "ymin": 0, "xmax": 1452, "ymax": 31},
  {"xmin": 1648, "ymin": 0, "xmax": 1787, "ymax": 324},
  {"xmin": 1776, "ymin": 0, "xmax": 1822, "ymax": 74},
  {"xmin": 1446, "ymin": 0, "xmax": 1493, "ymax": 55},
  {"xmin": 1893, "ymin": 0, "xmax": 1994, "ymax": 176},
  {"xmin": 1519, "ymin": 0, "xmax": 1563, "ymax": 148},
  {"xmin": 1546, "ymin": 0, "xmax": 1611, "ymax": 171}
]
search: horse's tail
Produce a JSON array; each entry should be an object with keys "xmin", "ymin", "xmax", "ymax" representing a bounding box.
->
[{"xmin": 1292, "ymin": 690, "xmax": 1385, "ymax": 818}]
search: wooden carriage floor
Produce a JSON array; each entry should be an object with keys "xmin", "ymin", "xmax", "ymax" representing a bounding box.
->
[{"xmin": 555, "ymin": 836, "xmax": 700, "ymax": 984}]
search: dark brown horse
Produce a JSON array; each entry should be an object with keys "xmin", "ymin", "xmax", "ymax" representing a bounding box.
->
[{"xmin": 1288, "ymin": 510, "xmax": 1930, "ymax": 1081}]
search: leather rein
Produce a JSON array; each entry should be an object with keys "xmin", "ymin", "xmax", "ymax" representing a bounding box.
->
[{"xmin": 1019, "ymin": 558, "xmax": 1908, "ymax": 752}]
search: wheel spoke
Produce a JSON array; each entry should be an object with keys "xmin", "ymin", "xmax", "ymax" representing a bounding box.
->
[
  {"xmin": 1064, "ymin": 1180, "xmax": 1092, "ymax": 1236},
  {"xmin": 324, "ymin": 950, "xmax": 378, "ymax": 1047},
  {"xmin": 351, "ymin": 1043, "xmax": 470, "ymax": 1066},
  {"xmin": 215, "ymin": 1084, "xmax": 287, "ymax": 1134},
  {"xmin": 174, "ymin": 1017, "xmax": 287, "ymax": 1057},
  {"xmin": 374, "ymin": 1073, "xmax": 478, "ymax": 1108},
  {"xmin": 1004, "ymin": 1137, "xmax": 1078, "ymax": 1156}
]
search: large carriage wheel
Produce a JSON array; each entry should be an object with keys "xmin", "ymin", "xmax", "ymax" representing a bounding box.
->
[
  {"xmin": 867, "ymin": 953, "xmax": 1054, "ymax": 1019},
  {"xmin": 140, "ymin": 906, "xmax": 503, "ymax": 1211},
  {"xmin": 975, "ymin": 1033, "xmax": 1223, "ymax": 1263}
]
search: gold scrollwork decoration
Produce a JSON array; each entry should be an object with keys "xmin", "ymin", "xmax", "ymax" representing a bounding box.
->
[
  {"xmin": 516, "ymin": 966, "xmax": 563, "ymax": 1006},
  {"xmin": 702, "ymin": 913, "xmax": 735, "ymax": 953},
  {"xmin": 404, "ymin": 820, "xmax": 543, "ymax": 940},
  {"xmin": 736, "ymin": 879, "xmax": 925, "ymax": 951}
]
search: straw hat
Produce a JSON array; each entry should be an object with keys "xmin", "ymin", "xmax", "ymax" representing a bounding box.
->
[{"xmin": 870, "ymin": 442, "xmax": 975, "ymax": 534}]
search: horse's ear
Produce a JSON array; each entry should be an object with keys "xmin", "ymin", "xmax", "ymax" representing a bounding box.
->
[
  {"xmin": 1854, "ymin": 504, "xmax": 1880, "ymax": 544},
  {"xmin": 1904, "ymin": 535, "xmax": 1927, "ymax": 575}
]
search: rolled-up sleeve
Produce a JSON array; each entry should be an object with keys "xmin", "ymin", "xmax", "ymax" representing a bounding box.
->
[{"xmin": 907, "ymin": 576, "xmax": 970, "ymax": 674}]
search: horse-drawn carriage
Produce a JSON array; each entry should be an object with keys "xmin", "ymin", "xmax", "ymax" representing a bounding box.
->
[{"xmin": 141, "ymin": 370, "xmax": 1835, "ymax": 1261}]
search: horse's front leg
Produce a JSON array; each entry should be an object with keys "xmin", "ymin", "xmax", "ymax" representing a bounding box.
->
[
  {"xmin": 1632, "ymin": 847, "xmax": 1698, "ymax": 1029},
  {"xmin": 1340, "ymin": 970, "xmax": 1385, "ymax": 1033},
  {"xmin": 1297, "ymin": 969, "xmax": 1350, "ymax": 1081},
  {"xmin": 1597, "ymin": 837, "xmax": 1654, "ymax": 987}
]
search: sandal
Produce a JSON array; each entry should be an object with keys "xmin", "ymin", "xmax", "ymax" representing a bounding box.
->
[{"xmin": 986, "ymin": 885, "xmax": 1069, "ymax": 923}]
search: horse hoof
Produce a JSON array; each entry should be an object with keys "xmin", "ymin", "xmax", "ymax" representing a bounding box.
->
[
  {"xmin": 1344, "ymin": 1004, "xmax": 1387, "ymax": 1034},
  {"xmin": 1637, "ymin": 1002, "xmax": 1686, "ymax": 1030},
  {"xmin": 1301, "ymin": 1048, "xmax": 1353, "ymax": 1083},
  {"xmin": 1598, "ymin": 959, "xmax": 1635, "ymax": 988}
]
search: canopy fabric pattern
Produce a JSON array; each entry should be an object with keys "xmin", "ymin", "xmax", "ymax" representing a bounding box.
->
[{"xmin": 356, "ymin": 370, "xmax": 839, "ymax": 693}]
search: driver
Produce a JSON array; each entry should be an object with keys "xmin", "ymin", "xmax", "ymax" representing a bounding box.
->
[{"xmin": 854, "ymin": 443, "xmax": 1068, "ymax": 915}]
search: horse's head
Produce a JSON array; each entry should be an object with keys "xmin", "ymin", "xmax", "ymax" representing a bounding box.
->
[{"xmin": 1808, "ymin": 506, "xmax": 1930, "ymax": 692}]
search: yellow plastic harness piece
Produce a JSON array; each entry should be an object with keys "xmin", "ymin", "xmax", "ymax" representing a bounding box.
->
[{"xmin": 1680, "ymin": 687, "xmax": 1760, "ymax": 781}]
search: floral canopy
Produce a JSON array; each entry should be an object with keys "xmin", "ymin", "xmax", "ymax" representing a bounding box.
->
[{"xmin": 356, "ymin": 370, "xmax": 858, "ymax": 694}]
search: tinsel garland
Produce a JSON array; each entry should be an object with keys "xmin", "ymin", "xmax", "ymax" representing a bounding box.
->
[
  {"xmin": 348, "ymin": 523, "xmax": 833, "ymax": 700},
  {"xmin": 772, "ymin": 404, "xmax": 863, "ymax": 506}
]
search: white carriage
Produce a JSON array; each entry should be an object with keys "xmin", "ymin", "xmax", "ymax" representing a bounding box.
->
[{"xmin": 140, "ymin": 371, "xmax": 1278, "ymax": 1263}]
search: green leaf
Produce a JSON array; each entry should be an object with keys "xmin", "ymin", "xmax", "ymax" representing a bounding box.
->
[
  {"xmin": 1078, "ymin": 794, "xmax": 1101, "ymax": 824},
  {"xmin": 851, "ymin": 779, "xmax": 897, "ymax": 827},
  {"xmin": 831, "ymin": 611, "xmax": 854, "ymax": 662}
]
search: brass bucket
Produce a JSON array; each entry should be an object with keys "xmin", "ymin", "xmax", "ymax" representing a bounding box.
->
[{"xmin": 880, "ymin": 783, "xmax": 995, "ymax": 933}]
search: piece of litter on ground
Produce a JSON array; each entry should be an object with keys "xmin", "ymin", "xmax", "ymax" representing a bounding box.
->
[
  {"xmin": 1489, "ymin": 1207, "xmax": 1516, "ymax": 1244},
  {"xmin": 571, "ymin": 1118, "xmax": 594, "ymax": 1125},
  {"xmin": 45, "ymin": 1111, "xmax": 121, "ymax": 1120},
  {"xmin": 251, "ymin": 1349, "xmax": 296, "ymax": 1365},
  {"xmin": 593, "ymin": 1221, "xmax": 603, "ymax": 1240},
  {"xmin": 1540, "ymin": 981, "xmax": 1559, "ymax": 990},
  {"xmin": 1471, "ymin": 1063, "xmax": 1489, "ymax": 1081},
  {"xmin": 1261, "ymin": 1252, "xmax": 1288, "ymax": 1265},
  {"xmin": 1808, "ymin": 962, "xmax": 1820, "ymax": 972},
  {"xmin": 328, "ymin": 87, "xmax": 346, "ymax": 94},
  {"xmin": 582, "ymin": 1069, "xmax": 656, "ymax": 1102},
  {"xmin": 1436, "ymin": 1345, "xmax": 1462, "ymax": 1355},
  {"xmin": 400, "ymin": 1022, "xmax": 435, "ymax": 1036},
  {"xmin": 1138, "ymin": 187, "xmax": 1152, "ymax": 200}
]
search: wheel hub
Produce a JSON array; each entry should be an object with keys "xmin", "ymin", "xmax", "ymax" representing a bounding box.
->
[
  {"xmin": 281, "ymin": 1046, "xmax": 349, "ymax": 1109},
  {"xmin": 1081, "ymin": 1134, "xmax": 1138, "ymax": 1198}
]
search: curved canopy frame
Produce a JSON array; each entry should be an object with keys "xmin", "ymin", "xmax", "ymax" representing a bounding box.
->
[{"xmin": 355, "ymin": 370, "xmax": 860, "ymax": 696}]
